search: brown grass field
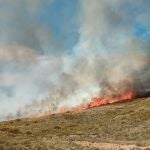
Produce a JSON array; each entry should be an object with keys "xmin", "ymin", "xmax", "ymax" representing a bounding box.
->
[{"xmin": 0, "ymin": 97, "xmax": 150, "ymax": 150}]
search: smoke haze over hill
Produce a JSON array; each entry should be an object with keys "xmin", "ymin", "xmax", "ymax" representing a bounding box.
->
[{"xmin": 0, "ymin": 0, "xmax": 149, "ymax": 120}]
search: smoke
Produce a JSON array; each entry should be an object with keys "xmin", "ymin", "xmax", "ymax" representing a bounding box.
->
[
  {"xmin": 0, "ymin": 0, "xmax": 61, "ymax": 120},
  {"xmin": 0, "ymin": 0, "xmax": 56, "ymax": 53},
  {"xmin": 55, "ymin": 0, "xmax": 150, "ymax": 108},
  {"xmin": 0, "ymin": 0, "xmax": 150, "ymax": 120},
  {"xmin": 73, "ymin": 0, "xmax": 150, "ymax": 95}
]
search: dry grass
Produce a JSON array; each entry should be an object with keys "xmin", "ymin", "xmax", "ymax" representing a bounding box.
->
[{"xmin": 0, "ymin": 97, "xmax": 150, "ymax": 149}]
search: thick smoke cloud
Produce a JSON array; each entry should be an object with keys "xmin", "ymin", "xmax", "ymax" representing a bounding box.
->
[
  {"xmin": 0, "ymin": 0, "xmax": 149, "ymax": 120},
  {"xmin": 0, "ymin": 0, "xmax": 62, "ymax": 120},
  {"xmin": 55, "ymin": 0, "xmax": 150, "ymax": 108},
  {"xmin": 19, "ymin": 0, "xmax": 150, "ymax": 118},
  {"xmin": 74, "ymin": 0, "xmax": 150, "ymax": 95}
]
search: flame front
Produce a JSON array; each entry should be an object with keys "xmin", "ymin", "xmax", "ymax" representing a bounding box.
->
[
  {"xmin": 88, "ymin": 91, "xmax": 135, "ymax": 108},
  {"xmin": 58, "ymin": 91, "xmax": 136, "ymax": 113}
]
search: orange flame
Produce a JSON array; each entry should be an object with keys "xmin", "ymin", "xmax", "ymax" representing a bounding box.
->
[
  {"xmin": 88, "ymin": 91, "xmax": 135, "ymax": 108},
  {"xmin": 58, "ymin": 91, "xmax": 136, "ymax": 113},
  {"xmin": 31, "ymin": 91, "xmax": 136, "ymax": 119}
]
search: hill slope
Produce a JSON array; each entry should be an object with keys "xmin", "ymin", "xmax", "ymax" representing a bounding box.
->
[{"xmin": 0, "ymin": 97, "xmax": 150, "ymax": 150}]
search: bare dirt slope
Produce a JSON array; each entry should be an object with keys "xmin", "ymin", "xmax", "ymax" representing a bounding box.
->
[{"xmin": 0, "ymin": 97, "xmax": 150, "ymax": 150}]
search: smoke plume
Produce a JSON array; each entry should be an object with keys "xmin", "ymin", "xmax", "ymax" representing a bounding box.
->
[{"xmin": 0, "ymin": 0, "xmax": 149, "ymax": 120}]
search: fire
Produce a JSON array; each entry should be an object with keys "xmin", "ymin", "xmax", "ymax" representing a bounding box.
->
[
  {"xmin": 88, "ymin": 91, "xmax": 135, "ymax": 108},
  {"xmin": 58, "ymin": 91, "xmax": 136, "ymax": 113},
  {"xmin": 32, "ymin": 90, "xmax": 150, "ymax": 119},
  {"xmin": 88, "ymin": 97, "xmax": 108, "ymax": 108}
]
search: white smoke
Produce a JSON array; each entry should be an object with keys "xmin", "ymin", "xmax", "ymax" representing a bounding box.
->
[{"xmin": 0, "ymin": 0, "xmax": 149, "ymax": 120}]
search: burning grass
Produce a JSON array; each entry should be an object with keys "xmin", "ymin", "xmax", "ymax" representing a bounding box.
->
[
  {"xmin": 58, "ymin": 90, "xmax": 150, "ymax": 113},
  {"xmin": 0, "ymin": 96, "xmax": 149, "ymax": 149}
]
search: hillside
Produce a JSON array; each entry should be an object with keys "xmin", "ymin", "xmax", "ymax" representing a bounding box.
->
[{"xmin": 0, "ymin": 97, "xmax": 150, "ymax": 150}]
